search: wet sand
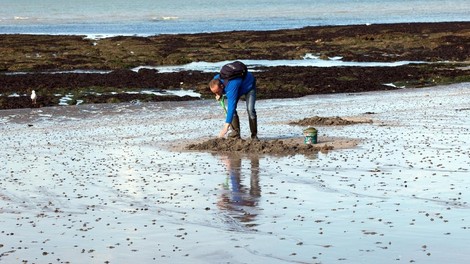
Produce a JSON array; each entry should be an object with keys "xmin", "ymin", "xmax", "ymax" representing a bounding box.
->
[{"xmin": 1, "ymin": 82, "xmax": 469, "ymax": 263}]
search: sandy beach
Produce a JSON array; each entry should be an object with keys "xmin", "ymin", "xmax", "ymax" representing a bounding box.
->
[{"xmin": 1, "ymin": 82, "xmax": 469, "ymax": 263}]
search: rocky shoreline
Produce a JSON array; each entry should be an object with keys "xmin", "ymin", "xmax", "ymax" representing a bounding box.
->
[{"xmin": 0, "ymin": 22, "xmax": 469, "ymax": 109}]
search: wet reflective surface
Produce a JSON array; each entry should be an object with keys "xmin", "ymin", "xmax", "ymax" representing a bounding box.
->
[
  {"xmin": 216, "ymin": 154, "xmax": 261, "ymax": 229},
  {"xmin": 1, "ymin": 83, "xmax": 469, "ymax": 263}
]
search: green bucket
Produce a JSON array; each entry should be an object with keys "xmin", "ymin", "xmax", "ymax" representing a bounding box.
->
[{"xmin": 303, "ymin": 127, "xmax": 317, "ymax": 144}]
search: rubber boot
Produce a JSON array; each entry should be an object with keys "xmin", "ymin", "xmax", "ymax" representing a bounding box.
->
[
  {"xmin": 249, "ymin": 118, "xmax": 258, "ymax": 140},
  {"xmin": 228, "ymin": 114, "xmax": 241, "ymax": 139}
]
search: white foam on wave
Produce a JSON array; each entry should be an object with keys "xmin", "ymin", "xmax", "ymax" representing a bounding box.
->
[
  {"xmin": 14, "ymin": 16, "xmax": 30, "ymax": 20},
  {"xmin": 149, "ymin": 15, "xmax": 179, "ymax": 21},
  {"xmin": 1, "ymin": 0, "xmax": 469, "ymax": 37},
  {"xmin": 161, "ymin": 16, "xmax": 179, "ymax": 20}
]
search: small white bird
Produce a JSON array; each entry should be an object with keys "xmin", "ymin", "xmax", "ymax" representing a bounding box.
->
[{"xmin": 31, "ymin": 90, "xmax": 37, "ymax": 105}]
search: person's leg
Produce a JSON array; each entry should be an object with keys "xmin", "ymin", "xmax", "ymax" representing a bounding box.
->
[
  {"xmin": 246, "ymin": 88, "xmax": 258, "ymax": 139},
  {"xmin": 228, "ymin": 111, "xmax": 241, "ymax": 139}
]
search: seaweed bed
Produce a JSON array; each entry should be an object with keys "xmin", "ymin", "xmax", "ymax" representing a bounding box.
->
[{"xmin": 0, "ymin": 22, "xmax": 469, "ymax": 109}]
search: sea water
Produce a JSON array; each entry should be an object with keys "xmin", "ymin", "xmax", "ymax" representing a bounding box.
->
[{"xmin": 1, "ymin": 0, "xmax": 469, "ymax": 36}]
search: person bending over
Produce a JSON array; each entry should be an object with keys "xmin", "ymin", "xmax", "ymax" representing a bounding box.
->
[{"xmin": 209, "ymin": 64, "xmax": 258, "ymax": 140}]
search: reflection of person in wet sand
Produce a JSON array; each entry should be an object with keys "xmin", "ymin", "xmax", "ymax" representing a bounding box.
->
[{"xmin": 217, "ymin": 154, "xmax": 261, "ymax": 226}]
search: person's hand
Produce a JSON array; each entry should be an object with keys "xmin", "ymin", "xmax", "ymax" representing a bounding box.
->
[
  {"xmin": 215, "ymin": 94, "xmax": 221, "ymax": 101},
  {"xmin": 218, "ymin": 123, "xmax": 230, "ymax": 138}
]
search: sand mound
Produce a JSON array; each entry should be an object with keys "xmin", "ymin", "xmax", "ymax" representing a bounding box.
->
[
  {"xmin": 184, "ymin": 116, "xmax": 370, "ymax": 155},
  {"xmin": 185, "ymin": 116, "xmax": 370, "ymax": 156},
  {"xmin": 186, "ymin": 138, "xmax": 333, "ymax": 155},
  {"xmin": 289, "ymin": 116, "xmax": 372, "ymax": 126}
]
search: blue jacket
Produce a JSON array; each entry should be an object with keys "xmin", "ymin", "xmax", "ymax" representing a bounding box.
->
[{"xmin": 214, "ymin": 72, "xmax": 256, "ymax": 123}]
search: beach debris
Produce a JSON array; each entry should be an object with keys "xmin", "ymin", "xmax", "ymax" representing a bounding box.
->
[{"xmin": 303, "ymin": 127, "xmax": 318, "ymax": 144}]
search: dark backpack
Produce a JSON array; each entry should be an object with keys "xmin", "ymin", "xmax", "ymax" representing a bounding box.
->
[{"xmin": 220, "ymin": 61, "xmax": 248, "ymax": 81}]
